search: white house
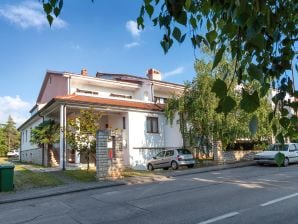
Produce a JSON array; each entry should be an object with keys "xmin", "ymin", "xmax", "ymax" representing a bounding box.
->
[{"xmin": 18, "ymin": 68, "xmax": 184, "ymax": 169}]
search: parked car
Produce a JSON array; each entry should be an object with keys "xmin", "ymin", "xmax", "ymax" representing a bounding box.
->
[
  {"xmin": 254, "ymin": 143, "xmax": 298, "ymax": 166},
  {"xmin": 147, "ymin": 149, "xmax": 195, "ymax": 171},
  {"xmin": 7, "ymin": 149, "xmax": 19, "ymax": 157}
]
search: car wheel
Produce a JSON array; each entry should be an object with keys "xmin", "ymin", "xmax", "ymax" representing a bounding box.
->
[
  {"xmin": 187, "ymin": 164, "xmax": 194, "ymax": 168},
  {"xmin": 283, "ymin": 158, "xmax": 289, "ymax": 167},
  {"xmin": 147, "ymin": 163, "xmax": 154, "ymax": 171},
  {"xmin": 171, "ymin": 161, "xmax": 179, "ymax": 170}
]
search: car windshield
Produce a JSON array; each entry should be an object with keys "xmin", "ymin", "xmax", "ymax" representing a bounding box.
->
[
  {"xmin": 177, "ymin": 149, "xmax": 191, "ymax": 155},
  {"xmin": 265, "ymin": 144, "xmax": 289, "ymax": 151}
]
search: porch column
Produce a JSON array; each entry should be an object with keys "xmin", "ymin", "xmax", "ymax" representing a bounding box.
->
[{"xmin": 59, "ymin": 104, "xmax": 66, "ymax": 170}]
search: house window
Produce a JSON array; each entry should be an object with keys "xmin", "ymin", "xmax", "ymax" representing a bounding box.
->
[
  {"xmin": 146, "ymin": 117, "xmax": 159, "ymax": 133},
  {"xmin": 25, "ymin": 130, "xmax": 28, "ymax": 142},
  {"xmin": 154, "ymin": 97, "xmax": 167, "ymax": 104},
  {"xmin": 122, "ymin": 117, "xmax": 126, "ymax": 129},
  {"xmin": 76, "ymin": 88, "xmax": 98, "ymax": 95},
  {"xmin": 110, "ymin": 93, "xmax": 132, "ymax": 99}
]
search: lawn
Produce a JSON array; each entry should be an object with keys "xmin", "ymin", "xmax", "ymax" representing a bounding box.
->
[
  {"xmin": 0, "ymin": 157, "xmax": 63, "ymax": 191},
  {"xmin": 64, "ymin": 170, "xmax": 96, "ymax": 182},
  {"xmin": 14, "ymin": 167, "xmax": 64, "ymax": 190}
]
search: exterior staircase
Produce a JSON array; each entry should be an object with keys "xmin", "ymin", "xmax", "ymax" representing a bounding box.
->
[{"xmin": 48, "ymin": 147, "xmax": 59, "ymax": 167}]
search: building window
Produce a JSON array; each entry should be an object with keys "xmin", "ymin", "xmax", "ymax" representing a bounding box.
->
[
  {"xmin": 76, "ymin": 88, "xmax": 98, "ymax": 95},
  {"xmin": 146, "ymin": 117, "xmax": 159, "ymax": 133},
  {"xmin": 154, "ymin": 97, "xmax": 167, "ymax": 104},
  {"xmin": 110, "ymin": 93, "xmax": 132, "ymax": 99},
  {"xmin": 122, "ymin": 117, "xmax": 126, "ymax": 129},
  {"xmin": 25, "ymin": 130, "xmax": 28, "ymax": 142}
]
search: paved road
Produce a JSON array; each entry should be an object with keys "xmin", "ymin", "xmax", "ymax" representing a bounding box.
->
[{"xmin": 1, "ymin": 164, "xmax": 298, "ymax": 224}]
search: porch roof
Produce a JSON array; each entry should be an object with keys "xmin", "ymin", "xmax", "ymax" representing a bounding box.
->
[{"xmin": 54, "ymin": 95, "xmax": 165, "ymax": 111}]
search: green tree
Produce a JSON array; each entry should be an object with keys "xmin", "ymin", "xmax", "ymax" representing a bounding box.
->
[
  {"xmin": 42, "ymin": 0, "xmax": 297, "ymax": 139},
  {"xmin": 0, "ymin": 124, "xmax": 8, "ymax": 157},
  {"xmin": 30, "ymin": 119, "xmax": 60, "ymax": 166},
  {"xmin": 3, "ymin": 116, "xmax": 20, "ymax": 153},
  {"xmin": 66, "ymin": 108, "xmax": 101, "ymax": 171},
  {"xmin": 166, "ymin": 58, "xmax": 273, "ymax": 150}
]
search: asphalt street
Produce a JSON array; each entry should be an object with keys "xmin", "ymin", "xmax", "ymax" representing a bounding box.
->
[{"xmin": 1, "ymin": 164, "xmax": 298, "ymax": 224}]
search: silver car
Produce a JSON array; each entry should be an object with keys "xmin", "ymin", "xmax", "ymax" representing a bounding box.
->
[{"xmin": 147, "ymin": 149, "xmax": 195, "ymax": 171}]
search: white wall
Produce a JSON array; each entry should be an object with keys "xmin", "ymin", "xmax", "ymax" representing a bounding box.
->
[
  {"xmin": 127, "ymin": 111, "xmax": 165, "ymax": 168},
  {"xmin": 134, "ymin": 83, "xmax": 152, "ymax": 102},
  {"xmin": 164, "ymin": 113, "xmax": 183, "ymax": 148},
  {"xmin": 21, "ymin": 117, "xmax": 43, "ymax": 151},
  {"xmin": 70, "ymin": 82, "xmax": 135, "ymax": 98}
]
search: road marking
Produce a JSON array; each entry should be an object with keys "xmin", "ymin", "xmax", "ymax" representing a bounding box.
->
[
  {"xmin": 260, "ymin": 193, "xmax": 298, "ymax": 207},
  {"xmin": 197, "ymin": 212, "xmax": 239, "ymax": 224}
]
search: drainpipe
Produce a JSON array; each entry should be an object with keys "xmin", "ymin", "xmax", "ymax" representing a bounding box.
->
[{"xmin": 38, "ymin": 113, "xmax": 45, "ymax": 166}]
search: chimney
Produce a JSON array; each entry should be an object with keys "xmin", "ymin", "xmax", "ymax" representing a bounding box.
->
[
  {"xmin": 147, "ymin": 68, "xmax": 162, "ymax": 81},
  {"xmin": 81, "ymin": 68, "xmax": 88, "ymax": 76}
]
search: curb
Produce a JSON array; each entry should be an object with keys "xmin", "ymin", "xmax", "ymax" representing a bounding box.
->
[
  {"xmin": 0, "ymin": 182, "xmax": 126, "ymax": 205},
  {"xmin": 165, "ymin": 161, "xmax": 255, "ymax": 178}
]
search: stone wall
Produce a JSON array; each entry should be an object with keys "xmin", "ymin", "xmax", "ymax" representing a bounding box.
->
[
  {"xmin": 212, "ymin": 141, "xmax": 261, "ymax": 163},
  {"xmin": 215, "ymin": 150, "xmax": 261, "ymax": 163},
  {"xmin": 96, "ymin": 130, "xmax": 124, "ymax": 180}
]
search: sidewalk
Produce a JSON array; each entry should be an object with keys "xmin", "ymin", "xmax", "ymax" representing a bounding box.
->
[{"xmin": 0, "ymin": 161, "xmax": 255, "ymax": 205}]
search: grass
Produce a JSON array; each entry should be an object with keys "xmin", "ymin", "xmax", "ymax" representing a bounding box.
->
[
  {"xmin": 1, "ymin": 157, "xmax": 63, "ymax": 191},
  {"xmin": 64, "ymin": 170, "xmax": 96, "ymax": 182},
  {"xmin": 14, "ymin": 167, "xmax": 64, "ymax": 190}
]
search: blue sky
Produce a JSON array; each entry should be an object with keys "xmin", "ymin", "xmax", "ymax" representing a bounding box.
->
[
  {"xmin": 0, "ymin": 0, "xmax": 296, "ymax": 127},
  {"xmin": 0, "ymin": 0, "xmax": 198, "ymax": 126}
]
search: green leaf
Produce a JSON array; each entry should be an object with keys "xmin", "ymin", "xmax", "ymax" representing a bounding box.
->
[
  {"xmin": 279, "ymin": 117, "xmax": 290, "ymax": 129},
  {"xmin": 184, "ymin": 0, "xmax": 192, "ymax": 10},
  {"xmin": 43, "ymin": 3, "xmax": 52, "ymax": 15},
  {"xmin": 50, "ymin": 0, "xmax": 57, "ymax": 6},
  {"xmin": 211, "ymin": 79, "xmax": 227, "ymax": 98},
  {"xmin": 47, "ymin": 15, "xmax": 54, "ymax": 26},
  {"xmin": 145, "ymin": 4, "xmax": 154, "ymax": 18},
  {"xmin": 276, "ymin": 133, "xmax": 284, "ymax": 144},
  {"xmin": 59, "ymin": 0, "xmax": 64, "ymax": 9},
  {"xmin": 268, "ymin": 112, "xmax": 274, "ymax": 123},
  {"xmin": 54, "ymin": 7, "xmax": 60, "ymax": 17},
  {"xmin": 190, "ymin": 16, "xmax": 197, "ymax": 29},
  {"xmin": 240, "ymin": 90, "xmax": 260, "ymax": 113},
  {"xmin": 206, "ymin": 30, "xmax": 217, "ymax": 45},
  {"xmin": 212, "ymin": 46, "xmax": 226, "ymax": 70},
  {"xmin": 216, "ymin": 96, "xmax": 237, "ymax": 115},
  {"xmin": 272, "ymin": 123, "xmax": 277, "ymax": 136},
  {"xmin": 176, "ymin": 11, "xmax": 187, "ymax": 26},
  {"xmin": 172, "ymin": 27, "xmax": 181, "ymax": 42},
  {"xmin": 275, "ymin": 152, "xmax": 285, "ymax": 167},
  {"xmin": 137, "ymin": 16, "xmax": 144, "ymax": 29},
  {"xmin": 180, "ymin": 33, "xmax": 186, "ymax": 43},
  {"xmin": 249, "ymin": 115, "xmax": 258, "ymax": 135},
  {"xmin": 247, "ymin": 64, "xmax": 263, "ymax": 83},
  {"xmin": 207, "ymin": 19, "xmax": 211, "ymax": 31},
  {"xmin": 260, "ymin": 83, "xmax": 270, "ymax": 97}
]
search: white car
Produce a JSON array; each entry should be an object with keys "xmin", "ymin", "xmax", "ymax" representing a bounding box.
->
[
  {"xmin": 254, "ymin": 143, "xmax": 298, "ymax": 166},
  {"xmin": 7, "ymin": 150, "xmax": 19, "ymax": 157}
]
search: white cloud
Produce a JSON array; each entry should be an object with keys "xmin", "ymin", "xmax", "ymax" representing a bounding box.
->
[
  {"xmin": 124, "ymin": 42, "xmax": 140, "ymax": 48},
  {"xmin": 163, "ymin": 66, "xmax": 185, "ymax": 78},
  {"xmin": 0, "ymin": 96, "xmax": 33, "ymax": 127},
  {"xmin": 0, "ymin": 1, "xmax": 67, "ymax": 29},
  {"xmin": 125, "ymin": 20, "xmax": 141, "ymax": 38}
]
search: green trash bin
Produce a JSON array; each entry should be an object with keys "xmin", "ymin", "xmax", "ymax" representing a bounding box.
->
[{"xmin": 0, "ymin": 164, "xmax": 15, "ymax": 192}]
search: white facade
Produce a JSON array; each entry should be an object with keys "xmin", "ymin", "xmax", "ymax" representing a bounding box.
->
[{"xmin": 19, "ymin": 69, "xmax": 184, "ymax": 169}]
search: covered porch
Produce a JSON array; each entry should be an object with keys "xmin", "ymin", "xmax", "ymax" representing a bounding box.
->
[{"xmin": 40, "ymin": 100, "xmax": 129, "ymax": 169}]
